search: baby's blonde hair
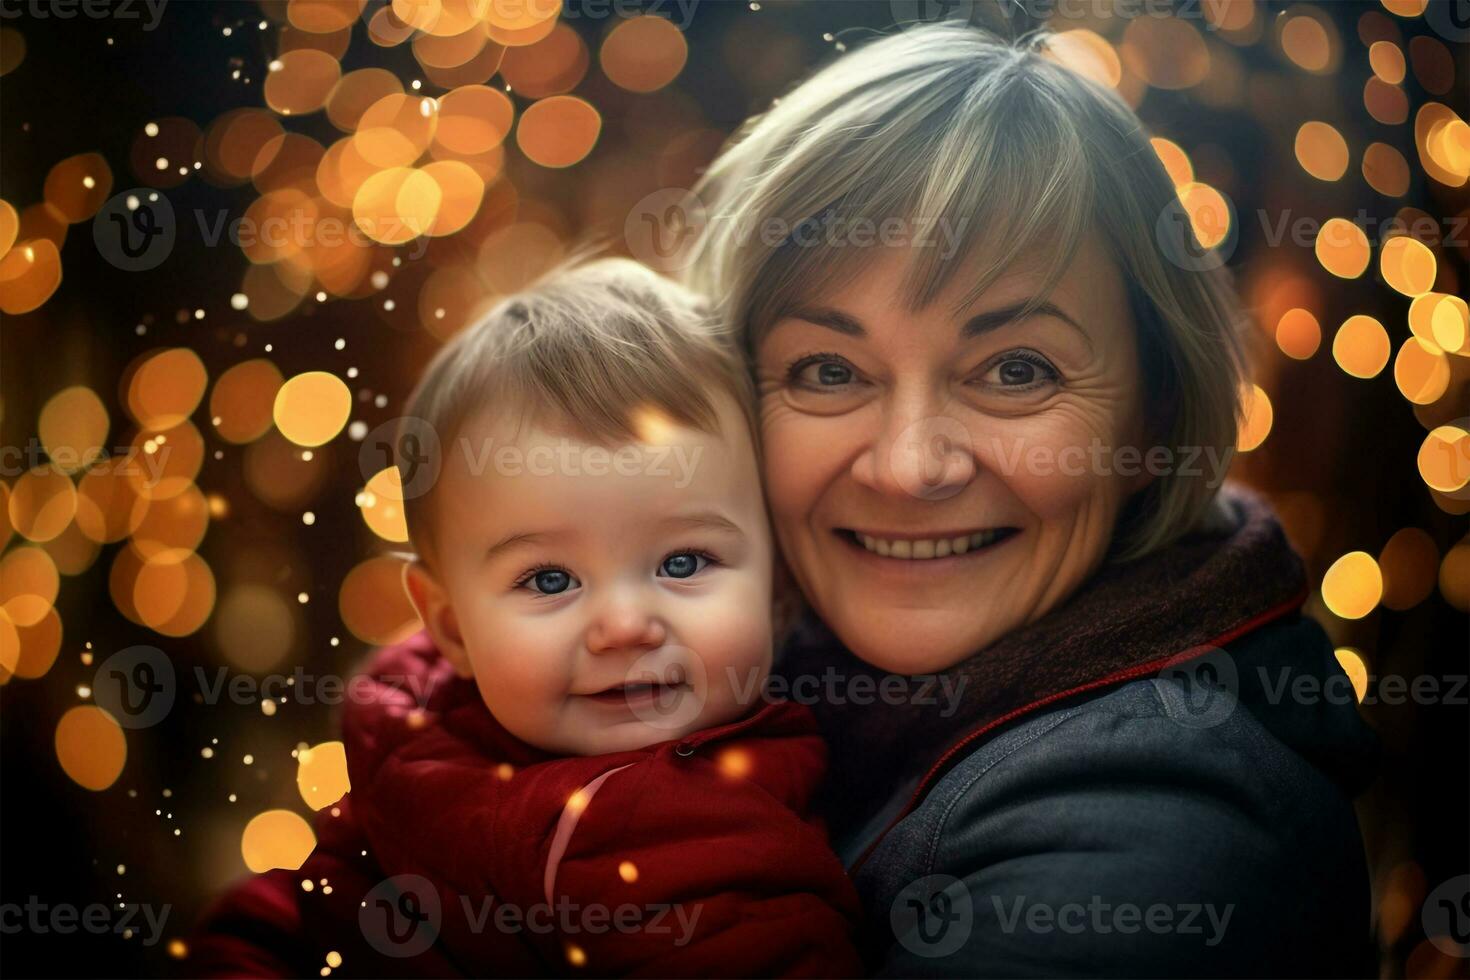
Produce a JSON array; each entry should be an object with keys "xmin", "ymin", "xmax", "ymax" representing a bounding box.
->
[{"xmin": 400, "ymin": 256, "xmax": 756, "ymax": 566}]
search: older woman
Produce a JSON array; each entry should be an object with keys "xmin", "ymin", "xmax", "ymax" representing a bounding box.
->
[{"xmin": 688, "ymin": 23, "xmax": 1378, "ymax": 978}]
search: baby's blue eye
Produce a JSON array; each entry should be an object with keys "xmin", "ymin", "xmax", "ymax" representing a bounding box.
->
[
  {"xmin": 659, "ymin": 553, "xmax": 706, "ymax": 579},
  {"xmin": 529, "ymin": 569, "xmax": 576, "ymax": 594}
]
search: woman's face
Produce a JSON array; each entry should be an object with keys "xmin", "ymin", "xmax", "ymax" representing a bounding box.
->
[{"xmin": 756, "ymin": 234, "xmax": 1149, "ymax": 674}]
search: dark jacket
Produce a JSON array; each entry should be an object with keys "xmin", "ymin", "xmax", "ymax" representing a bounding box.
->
[
  {"xmin": 777, "ymin": 484, "xmax": 1379, "ymax": 977},
  {"xmin": 188, "ymin": 634, "xmax": 863, "ymax": 978}
]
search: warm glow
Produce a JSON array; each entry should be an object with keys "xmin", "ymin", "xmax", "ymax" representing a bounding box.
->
[
  {"xmin": 1236, "ymin": 384, "xmax": 1273, "ymax": 452},
  {"xmin": 1321, "ymin": 551, "xmax": 1383, "ymax": 620},
  {"xmin": 297, "ymin": 741, "xmax": 351, "ymax": 810},
  {"xmin": 1362, "ymin": 142, "xmax": 1410, "ymax": 197},
  {"xmin": 339, "ymin": 555, "xmax": 420, "ymax": 644},
  {"xmin": 1150, "ymin": 138, "xmax": 1193, "ymax": 188},
  {"xmin": 1314, "ymin": 218, "xmax": 1370, "ymax": 279},
  {"xmin": 55, "ymin": 705, "xmax": 127, "ymax": 790},
  {"xmin": 1393, "ymin": 337, "xmax": 1450, "ymax": 405},
  {"xmin": 1368, "ymin": 41, "xmax": 1406, "ymax": 84},
  {"xmin": 1177, "ymin": 182, "xmax": 1230, "ymax": 250},
  {"xmin": 517, "ymin": 96, "xmax": 601, "ymax": 169},
  {"xmin": 1333, "ymin": 648, "xmax": 1369, "ymax": 703},
  {"xmin": 1294, "ymin": 122, "xmax": 1348, "ymax": 181},
  {"xmin": 1275, "ymin": 308, "xmax": 1321, "ymax": 360},
  {"xmin": 211, "ymin": 359, "xmax": 285, "ymax": 444},
  {"xmin": 241, "ymin": 809, "xmax": 317, "ymax": 872},
  {"xmin": 1280, "ymin": 11, "xmax": 1335, "ymax": 74},
  {"xmin": 1332, "ymin": 315, "xmax": 1391, "ymax": 379},
  {"xmin": 602, "ymin": 15, "xmax": 690, "ymax": 93},
  {"xmin": 358, "ymin": 466, "xmax": 409, "ymax": 543},
  {"xmin": 1417, "ymin": 426, "xmax": 1470, "ymax": 493},
  {"xmin": 273, "ymin": 371, "xmax": 352, "ymax": 447},
  {"xmin": 39, "ymin": 386, "xmax": 109, "ymax": 473},
  {"xmin": 1379, "ymin": 235, "xmax": 1437, "ymax": 297}
]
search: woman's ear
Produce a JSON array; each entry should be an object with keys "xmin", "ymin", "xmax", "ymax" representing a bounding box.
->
[{"xmin": 403, "ymin": 560, "xmax": 474, "ymax": 679}]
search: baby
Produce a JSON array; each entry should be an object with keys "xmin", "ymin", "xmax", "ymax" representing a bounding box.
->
[{"xmin": 190, "ymin": 259, "xmax": 863, "ymax": 978}]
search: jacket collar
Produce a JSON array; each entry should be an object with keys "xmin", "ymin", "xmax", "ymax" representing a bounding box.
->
[{"xmin": 775, "ymin": 483, "xmax": 1309, "ymax": 840}]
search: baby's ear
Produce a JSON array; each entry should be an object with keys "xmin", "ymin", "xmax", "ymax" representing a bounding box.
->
[{"xmin": 403, "ymin": 560, "xmax": 474, "ymax": 679}]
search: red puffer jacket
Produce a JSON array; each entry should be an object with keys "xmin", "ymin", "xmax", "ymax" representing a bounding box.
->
[{"xmin": 187, "ymin": 632, "xmax": 864, "ymax": 978}]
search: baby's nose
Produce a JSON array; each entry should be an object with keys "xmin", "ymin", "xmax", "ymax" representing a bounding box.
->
[{"xmin": 585, "ymin": 602, "xmax": 665, "ymax": 655}]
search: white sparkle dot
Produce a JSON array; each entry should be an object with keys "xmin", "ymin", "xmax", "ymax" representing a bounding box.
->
[
  {"xmin": 334, "ymin": 338, "xmax": 345, "ymax": 350},
  {"xmin": 347, "ymin": 420, "xmax": 368, "ymax": 440},
  {"xmin": 230, "ymin": 293, "xmax": 248, "ymax": 310},
  {"xmin": 145, "ymin": 122, "xmax": 159, "ymax": 137}
]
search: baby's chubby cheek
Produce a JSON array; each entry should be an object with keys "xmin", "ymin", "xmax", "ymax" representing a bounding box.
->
[{"xmin": 684, "ymin": 604, "xmax": 774, "ymax": 723}]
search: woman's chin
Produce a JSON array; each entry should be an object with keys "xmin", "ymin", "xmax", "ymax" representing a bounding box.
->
[{"xmin": 832, "ymin": 609, "xmax": 1007, "ymax": 677}]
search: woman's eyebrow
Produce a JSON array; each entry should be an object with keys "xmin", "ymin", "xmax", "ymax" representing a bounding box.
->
[
  {"xmin": 961, "ymin": 300, "xmax": 1094, "ymax": 354},
  {"xmin": 786, "ymin": 307, "xmax": 866, "ymax": 336}
]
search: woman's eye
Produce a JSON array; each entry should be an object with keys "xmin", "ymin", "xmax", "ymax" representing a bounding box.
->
[
  {"xmin": 998, "ymin": 360, "xmax": 1039, "ymax": 385},
  {"xmin": 523, "ymin": 569, "xmax": 578, "ymax": 595},
  {"xmin": 981, "ymin": 353, "xmax": 1058, "ymax": 390},
  {"xmin": 658, "ymin": 552, "xmax": 708, "ymax": 579},
  {"xmin": 790, "ymin": 355, "xmax": 855, "ymax": 388}
]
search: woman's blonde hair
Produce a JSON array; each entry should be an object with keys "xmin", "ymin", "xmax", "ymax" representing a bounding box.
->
[
  {"xmin": 685, "ymin": 21, "xmax": 1247, "ymax": 561},
  {"xmin": 400, "ymin": 256, "xmax": 756, "ymax": 565}
]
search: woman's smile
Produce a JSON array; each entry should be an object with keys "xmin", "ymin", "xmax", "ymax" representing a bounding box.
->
[{"xmin": 835, "ymin": 526, "xmax": 1021, "ymax": 561}]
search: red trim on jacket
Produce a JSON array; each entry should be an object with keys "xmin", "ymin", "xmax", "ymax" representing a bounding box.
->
[{"xmin": 847, "ymin": 585, "xmax": 1310, "ymax": 875}]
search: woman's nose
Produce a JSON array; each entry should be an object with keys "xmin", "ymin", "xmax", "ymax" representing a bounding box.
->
[
  {"xmin": 585, "ymin": 595, "xmax": 666, "ymax": 655},
  {"xmin": 851, "ymin": 401, "xmax": 978, "ymax": 501}
]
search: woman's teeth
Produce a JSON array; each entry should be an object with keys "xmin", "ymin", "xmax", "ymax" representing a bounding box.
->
[{"xmin": 856, "ymin": 529, "xmax": 1008, "ymax": 559}]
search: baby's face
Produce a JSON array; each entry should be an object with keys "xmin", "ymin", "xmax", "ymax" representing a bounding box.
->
[{"xmin": 411, "ymin": 394, "xmax": 774, "ymax": 755}]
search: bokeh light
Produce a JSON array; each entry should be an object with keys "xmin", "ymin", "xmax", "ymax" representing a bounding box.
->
[
  {"xmin": 240, "ymin": 809, "xmax": 316, "ymax": 873},
  {"xmin": 1321, "ymin": 551, "xmax": 1384, "ymax": 620}
]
